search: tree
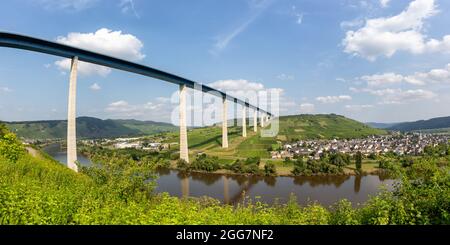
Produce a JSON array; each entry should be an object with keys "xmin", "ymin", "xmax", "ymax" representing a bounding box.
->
[
  {"xmin": 0, "ymin": 123, "xmax": 9, "ymax": 137},
  {"xmin": 176, "ymin": 159, "xmax": 189, "ymax": 170},
  {"xmin": 0, "ymin": 132, "xmax": 25, "ymax": 163},
  {"xmin": 264, "ymin": 162, "xmax": 277, "ymax": 176},
  {"xmin": 292, "ymin": 157, "xmax": 306, "ymax": 175},
  {"xmin": 355, "ymin": 151, "xmax": 362, "ymax": 173}
]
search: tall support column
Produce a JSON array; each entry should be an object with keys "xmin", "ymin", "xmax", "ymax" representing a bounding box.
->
[
  {"xmin": 67, "ymin": 56, "xmax": 78, "ymax": 172},
  {"xmin": 179, "ymin": 84, "xmax": 189, "ymax": 163},
  {"xmin": 253, "ymin": 110, "xmax": 257, "ymax": 132},
  {"xmin": 260, "ymin": 113, "xmax": 265, "ymax": 128},
  {"xmin": 222, "ymin": 97, "xmax": 228, "ymax": 148},
  {"xmin": 242, "ymin": 106, "xmax": 247, "ymax": 137}
]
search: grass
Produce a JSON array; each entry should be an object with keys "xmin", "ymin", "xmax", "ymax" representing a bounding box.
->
[
  {"xmin": 277, "ymin": 114, "xmax": 387, "ymax": 141},
  {"xmin": 2, "ymin": 149, "xmax": 449, "ymax": 224}
]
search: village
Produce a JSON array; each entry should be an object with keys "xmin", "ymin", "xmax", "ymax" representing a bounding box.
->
[
  {"xmin": 273, "ymin": 133, "xmax": 450, "ymax": 160},
  {"xmin": 79, "ymin": 136, "xmax": 172, "ymax": 152}
]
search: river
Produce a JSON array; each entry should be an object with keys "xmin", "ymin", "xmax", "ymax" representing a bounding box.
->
[{"xmin": 43, "ymin": 143, "xmax": 395, "ymax": 206}]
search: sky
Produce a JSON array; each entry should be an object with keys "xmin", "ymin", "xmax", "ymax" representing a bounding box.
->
[{"xmin": 1, "ymin": 0, "xmax": 450, "ymax": 125}]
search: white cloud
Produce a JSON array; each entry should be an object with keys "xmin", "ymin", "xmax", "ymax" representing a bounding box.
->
[
  {"xmin": 119, "ymin": 0, "xmax": 140, "ymax": 18},
  {"xmin": 358, "ymin": 63, "xmax": 450, "ymax": 87},
  {"xmin": 55, "ymin": 28, "xmax": 145, "ymax": 76},
  {"xmin": 208, "ymin": 79, "xmax": 296, "ymax": 116},
  {"xmin": 37, "ymin": 0, "xmax": 99, "ymax": 11},
  {"xmin": 106, "ymin": 99, "xmax": 170, "ymax": 119},
  {"xmin": 209, "ymin": 79, "xmax": 265, "ymax": 92},
  {"xmin": 0, "ymin": 87, "xmax": 12, "ymax": 93},
  {"xmin": 345, "ymin": 104, "xmax": 374, "ymax": 111},
  {"xmin": 277, "ymin": 74, "xmax": 295, "ymax": 80},
  {"xmin": 380, "ymin": 0, "xmax": 391, "ymax": 8},
  {"xmin": 90, "ymin": 83, "xmax": 101, "ymax": 91},
  {"xmin": 316, "ymin": 95, "xmax": 352, "ymax": 104},
  {"xmin": 296, "ymin": 13, "xmax": 304, "ymax": 25},
  {"xmin": 299, "ymin": 103, "xmax": 315, "ymax": 113},
  {"xmin": 291, "ymin": 5, "xmax": 304, "ymax": 25},
  {"xmin": 364, "ymin": 88, "xmax": 436, "ymax": 104},
  {"xmin": 211, "ymin": 0, "xmax": 273, "ymax": 54},
  {"xmin": 342, "ymin": 0, "xmax": 450, "ymax": 61},
  {"xmin": 340, "ymin": 19, "xmax": 364, "ymax": 29},
  {"xmin": 55, "ymin": 59, "xmax": 111, "ymax": 77},
  {"xmin": 361, "ymin": 73, "xmax": 411, "ymax": 87}
]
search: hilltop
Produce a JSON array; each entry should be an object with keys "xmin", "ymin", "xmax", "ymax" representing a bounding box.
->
[
  {"xmin": 276, "ymin": 114, "xmax": 387, "ymax": 142},
  {"xmin": 388, "ymin": 116, "xmax": 450, "ymax": 132},
  {"xmin": 3, "ymin": 117, "xmax": 177, "ymax": 140}
]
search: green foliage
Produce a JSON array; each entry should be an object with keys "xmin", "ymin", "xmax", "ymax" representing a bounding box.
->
[
  {"xmin": 176, "ymin": 159, "xmax": 189, "ymax": 170},
  {"xmin": 401, "ymin": 156, "xmax": 414, "ymax": 168},
  {"xmin": 190, "ymin": 154, "xmax": 220, "ymax": 172},
  {"xmin": 0, "ymin": 138, "xmax": 449, "ymax": 225},
  {"xmin": 329, "ymin": 199, "xmax": 360, "ymax": 225},
  {"xmin": 368, "ymin": 152, "xmax": 377, "ymax": 160},
  {"xmin": 277, "ymin": 114, "xmax": 386, "ymax": 141},
  {"xmin": 328, "ymin": 152, "xmax": 351, "ymax": 167},
  {"xmin": 0, "ymin": 123, "xmax": 9, "ymax": 137},
  {"xmin": 229, "ymin": 157, "xmax": 262, "ymax": 174},
  {"xmin": 291, "ymin": 157, "xmax": 344, "ymax": 176},
  {"xmin": 4, "ymin": 117, "xmax": 177, "ymax": 140},
  {"xmin": 264, "ymin": 162, "xmax": 277, "ymax": 176},
  {"xmin": 0, "ymin": 132, "xmax": 25, "ymax": 163},
  {"xmin": 237, "ymin": 135, "xmax": 276, "ymax": 158},
  {"xmin": 292, "ymin": 158, "xmax": 306, "ymax": 175}
]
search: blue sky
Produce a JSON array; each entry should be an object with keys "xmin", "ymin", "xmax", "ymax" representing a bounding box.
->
[{"xmin": 1, "ymin": 0, "xmax": 450, "ymax": 124}]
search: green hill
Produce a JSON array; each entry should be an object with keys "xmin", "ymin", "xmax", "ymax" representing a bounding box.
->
[
  {"xmin": 276, "ymin": 114, "xmax": 387, "ymax": 141},
  {"xmin": 161, "ymin": 114, "xmax": 386, "ymax": 160},
  {"xmin": 3, "ymin": 117, "xmax": 177, "ymax": 140},
  {"xmin": 388, "ymin": 116, "xmax": 450, "ymax": 132}
]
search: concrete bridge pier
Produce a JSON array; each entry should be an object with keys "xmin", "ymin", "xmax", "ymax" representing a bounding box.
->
[
  {"xmin": 179, "ymin": 84, "xmax": 189, "ymax": 163},
  {"xmin": 253, "ymin": 110, "xmax": 258, "ymax": 132},
  {"xmin": 260, "ymin": 113, "xmax": 265, "ymax": 128},
  {"xmin": 67, "ymin": 56, "xmax": 78, "ymax": 173},
  {"xmin": 222, "ymin": 96, "xmax": 228, "ymax": 148},
  {"xmin": 242, "ymin": 106, "xmax": 247, "ymax": 137}
]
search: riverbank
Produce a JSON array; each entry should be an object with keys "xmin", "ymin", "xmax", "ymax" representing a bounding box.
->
[
  {"xmin": 2, "ymin": 148, "xmax": 448, "ymax": 224},
  {"xmin": 167, "ymin": 160, "xmax": 382, "ymax": 178}
]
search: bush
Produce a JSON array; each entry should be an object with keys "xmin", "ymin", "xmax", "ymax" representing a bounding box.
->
[
  {"xmin": 230, "ymin": 158, "xmax": 262, "ymax": 174},
  {"xmin": 176, "ymin": 159, "xmax": 189, "ymax": 170},
  {"xmin": 264, "ymin": 162, "xmax": 277, "ymax": 176},
  {"xmin": 0, "ymin": 123, "xmax": 9, "ymax": 137},
  {"xmin": 0, "ymin": 132, "xmax": 25, "ymax": 163},
  {"xmin": 401, "ymin": 156, "xmax": 414, "ymax": 168},
  {"xmin": 190, "ymin": 154, "xmax": 220, "ymax": 172},
  {"xmin": 292, "ymin": 158, "xmax": 306, "ymax": 175},
  {"xmin": 0, "ymin": 142, "xmax": 449, "ymax": 224},
  {"xmin": 329, "ymin": 153, "xmax": 351, "ymax": 167},
  {"xmin": 170, "ymin": 152, "xmax": 180, "ymax": 160}
]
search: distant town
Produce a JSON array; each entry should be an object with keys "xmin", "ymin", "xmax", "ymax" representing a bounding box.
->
[{"xmin": 273, "ymin": 133, "xmax": 450, "ymax": 160}]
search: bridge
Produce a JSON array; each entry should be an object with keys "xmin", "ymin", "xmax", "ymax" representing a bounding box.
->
[{"xmin": 0, "ymin": 32, "xmax": 273, "ymax": 172}]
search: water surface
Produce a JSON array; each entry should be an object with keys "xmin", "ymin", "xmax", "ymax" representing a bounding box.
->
[{"xmin": 43, "ymin": 143, "xmax": 395, "ymax": 206}]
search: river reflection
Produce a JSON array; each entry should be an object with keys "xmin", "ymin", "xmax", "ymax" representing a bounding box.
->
[
  {"xmin": 155, "ymin": 169, "xmax": 395, "ymax": 206},
  {"xmin": 43, "ymin": 143, "xmax": 395, "ymax": 206}
]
